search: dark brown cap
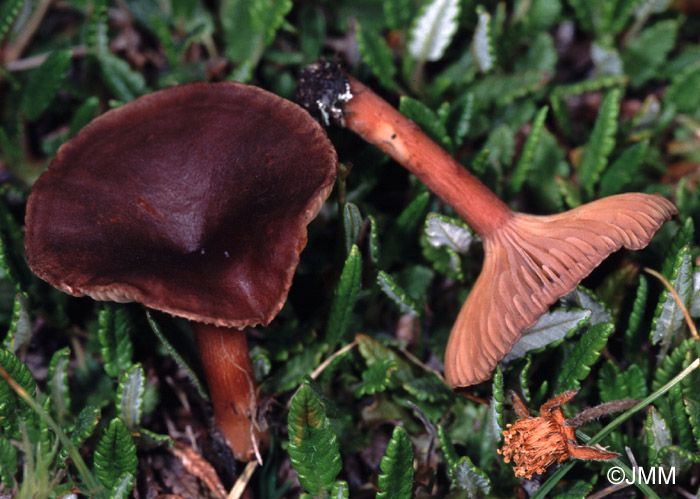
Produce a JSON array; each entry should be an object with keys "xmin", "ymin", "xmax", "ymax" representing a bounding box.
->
[{"xmin": 26, "ymin": 82, "xmax": 337, "ymax": 327}]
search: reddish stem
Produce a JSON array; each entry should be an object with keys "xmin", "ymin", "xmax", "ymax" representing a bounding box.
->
[
  {"xmin": 194, "ymin": 323, "xmax": 268, "ymax": 462},
  {"xmin": 343, "ymin": 77, "xmax": 513, "ymax": 237}
]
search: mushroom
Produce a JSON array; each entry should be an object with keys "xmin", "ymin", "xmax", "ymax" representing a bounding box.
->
[
  {"xmin": 298, "ymin": 61, "xmax": 676, "ymax": 388},
  {"xmin": 25, "ymin": 82, "xmax": 337, "ymax": 461}
]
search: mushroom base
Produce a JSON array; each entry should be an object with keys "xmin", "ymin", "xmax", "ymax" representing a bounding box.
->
[{"xmin": 195, "ymin": 323, "xmax": 268, "ymax": 462}]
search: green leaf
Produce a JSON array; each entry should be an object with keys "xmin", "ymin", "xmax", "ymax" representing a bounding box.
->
[
  {"xmin": 689, "ymin": 269, "xmax": 700, "ymax": 318},
  {"xmin": 68, "ymin": 96, "xmax": 100, "ymax": 137},
  {"xmin": 669, "ymin": 380, "xmax": 694, "ymax": 451},
  {"xmin": 438, "ymin": 424, "xmax": 459, "ymax": 470},
  {"xmin": 599, "ymin": 142, "xmax": 647, "ymax": 197},
  {"xmin": 0, "ymin": 0, "xmax": 25, "ymax": 43},
  {"xmin": 47, "ymin": 347, "xmax": 71, "ymax": 424},
  {"xmin": 326, "ymin": 245, "xmax": 362, "ymax": 347},
  {"xmin": 3, "ymin": 293, "xmax": 30, "ymax": 354},
  {"xmin": 96, "ymin": 52, "xmax": 148, "ymax": 103},
  {"xmin": 597, "ymin": 361, "xmax": 648, "ymax": 402},
  {"xmin": 623, "ymin": 20, "xmax": 678, "ymax": 88},
  {"xmin": 562, "ymin": 287, "xmax": 612, "ymax": 326},
  {"xmin": 117, "ymin": 363, "xmax": 146, "ymax": 431},
  {"xmin": 408, "ymin": 0, "xmax": 460, "ymax": 63},
  {"xmin": 383, "ymin": 0, "xmax": 412, "ymax": 29},
  {"xmin": 645, "ymin": 407, "xmax": 672, "ymax": 464},
  {"xmin": 0, "ymin": 435, "xmax": 16, "ymax": 488},
  {"xmin": 59, "ymin": 405, "xmax": 101, "ymax": 465},
  {"xmin": 449, "ymin": 456, "xmax": 491, "ymax": 495},
  {"xmin": 509, "ymin": 106, "xmax": 549, "ymax": 196},
  {"xmin": 399, "ymin": 97, "xmax": 451, "ymax": 151},
  {"xmin": 490, "ymin": 366, "xmax": 504, "ymax": 443},
  {"xmin": 684, "ymin": 396, "xmax": 700, "ymax": 452},
  {"xmin": 355, "ymin": 359, "xmax": 397, "ymax": 397},
  {"xmin": 556, "ymin": 322, "xmax": 615, "ymax": 392},
  {"xmin": 0, "ymin": 348, "xmax": 37, "ymax": 437},
  {"xmin": 250, "ymin": 0, "xmax": 292, "ymax": 46},
  {"xmin": 146, "ymin": 312, "xmax": 208, "ymax": 401},
  {"xmin": 665, "ymin": 64, "xmax": 700, "ymax": 113},
  {"xmin": 356, "ymin": 334, "xmax": 414, "ymax": 385},
  {"xmin": 578, "ymin": 87, "xmax": 621, "ymax": 199},
  {"xmin": 650, "ymin": 246, "xmax": 692, "ymax": 345},
  {"xmin": 449, "ymin": 92, "xmax": 474, "ymax": 148},
  {"xmin": 377, "ymin": 271, "xmax": 421, "ymax": 317},
  {"xmin": 357, "ymin": 23, "xmax": 397, "ymax": 91},
  {"xmin": 98, "ymin": 304, "xmax": 134, "ymax": 378},
  {"xmin": 343, "ymin": 203, "xmax": 362, "ymax": 254},
  {"xmin": 423, "ymin": 213, "xmax": 475, "ymax": 253},
  {"xmin": 110, "ymin": 472, "xmax": 135, "ymax": 499},
  {"xmin": 377, "ymin": 426, "xmax": 414, "ymax": 499},
  {"xmin": 331, "ymin": 480, "xmax": 349, "ymax": 499},
  {"xmin": 287, "ymin": 383, "xmax": 342, "ymax": 495},
  {"xmin": 471, "ymin": 6, "xmax": 495, "ymax": 73},
  {"xmin": 624, "ymin": 275, "xmax": 648, "ymax": 349},
  {"xmin": 368, "ymin": 215, "xmax": 381, "ymax": 266},
  {"xmin": 21, "ymin": 49, "xmax": 73, "ymax": 121},
  {"xmin": 503, "ymin": 309, "xmax": 591, "ymax": 363},
  {"xmin": 94, "ymin": 418, "xmax": 138, "ymax": 491},
  {"xmin": 298, "ymin": 3, "xmax": 324, "ymax": 62}
]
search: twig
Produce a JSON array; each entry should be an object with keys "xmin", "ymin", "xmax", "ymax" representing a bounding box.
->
[
  {"xmin": 228, "ymin": 461, "xmax": 258, "ymax": 499},
  {"xmin": 4, "ymin": 46, "xmax": 87, "ymax": 72}
]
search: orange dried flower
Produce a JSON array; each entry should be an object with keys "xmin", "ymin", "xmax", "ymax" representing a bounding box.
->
[{"xmin": 498, "ymin": 390, "xmax": 623, "ymax": 479}]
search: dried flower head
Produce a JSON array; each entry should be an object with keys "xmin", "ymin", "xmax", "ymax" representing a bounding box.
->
[{"xmin": 498, "ymin": 390, "xmax": 629, "ymax": 479}]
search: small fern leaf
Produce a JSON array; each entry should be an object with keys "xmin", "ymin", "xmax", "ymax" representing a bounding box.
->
[
  {"xmin": 0, "ymin": 435, "xmax": 17, "ymax": 488},
  {"xmin": 146, "ymin": 312, "xmax": 209, "ymax": 400},
  {"xmin": 689, "ymin": 268, "xmax": 700, "ymax": 318},
  {"xmin": 399, "ymin": 97, "xmax": 452, "ymax": 151},
  {"xmin": 491, "ymin": 366, "xmax": 504, "ymax": 442},
  {"xmin": 355, "ymin": 359, "xmax": 397, "ymax": 397},
  {"xmin": 21, "ymin": 49, "xmax": 73, "ymax": 121},
  {"xmin": 3, "ymin": 293, "xmax": 31, "ymax": 354},
  {"xmin": 624, "ymin": 275, "xmax": 648, "ymax": 347},
  {"xmin": 59, "ymin": 405, "xmax": 101, "ymax": 465},
  {"xmin": 288, "ymin": 383, "xmax": 342, "ymax": 495},
  {"xmin": 326, "ymin": 245, "xmax": 362, "ymax": 347},
  {"xmin": 556, "ymin": 322, "xmax": 615, "ymax": 392},
  {"xmin": 598, "ymin": 361, "xmax": 648, "ymax": 402},
  {"xmin": 408, "ymin": 0, "xmax": 460, "ymax": 63},
  {"xmin": 117, "ymin": 363, "xmax": 145, "ymax": 431},
  {"xmin": 503, "ymin": 309, "xmax": 591, "ymax": 363},
  {"xmin": 599, "ymin": 142, "xmax": 647, "ymax": 197},
  {"xmin": 424, "ymin": 214, "xmax": 475, "ymax": 253},
  {"xmin": 652, "ymin": 338, "xmax": 696, "ymax": 392},
  {"xmin": 383, "ymin": 0, "xmax": 412, "ymax": 29},
  {"xmin": 96, "ymin": 52, "xmax": 148, "ymax": 103},
  {"xmin": 509, "ymin": 106, "xmax": 548, "ymax": 196},
  {"xmin": 579, "ymin": 87, "xmax": 622, "ymax": 199},
  {"xmin": 471, "ymin": 6, "xmax": 495, "ymax": 72},
  {"xmin": 650, "ymin": 246, "xmax": 692, "ymax": 345},
  {"xmin": 98, "ymin": 304, "xmax": 134, "ymax": 378},
  {"xmin": 377, "ymin": 426, "xmax": 415, "ymax": 499},
  {"xmin": 0, "ymin": 0, "xmax": 25, "ymax": 43},
  {"xmin": 110, "ymin": 472, "xmax": 135, "ymax": 499},
  {"xmin": 670, "ymin": 381, "xmax": 694, "ymax": 451},
  {"xmin": 343, "ymin": 203, "xmax": 362, "ymax": 254},
  {"xmin": 94, "ymin": 418, "xmax": 138, "ymax": 491},
  {"xmin": 646, "ymin": 407, "xmax": 672, "ymax": 465},
  {"xmin": 332, "ymin": 480, "xmax": 349, "ymax": 498},
  {"xmin": 47, "ymin": 347, "xmax": 71, "ymax": 424},
  {"xmin": 449, "ymin": 456, "xmax": 491, "ymax": 495},
  {"xmin": 250, "ymin": 0, "xmax": 292, "ymax": 46},
  {"xmin": 437, "ymin": 424, "xmax": 459, "ymax": 470},
  {"xmin": 0, "ymin": 349, "xmax": 37, "ymax": 436},
  {"xmin": 561, "ymin": 286, "xmax": 612, "ymax": 326},
  {"xmin": 357, "ymin": 23, "xmax": 397, "ymax": 91},
  {"xmin": 368, "ymin": 215, "xmax": 381, "ymax": 266},
  {"xmin": 684, "ymin": 397, "xmax": 700, "ymax": 452},
  {"xmin": 377, "ymin": 271, "xmax": 421, "ymax": 317},
  {"xmin": 356, "ymin": 334, "xmax": 414, "ymax": 386}
]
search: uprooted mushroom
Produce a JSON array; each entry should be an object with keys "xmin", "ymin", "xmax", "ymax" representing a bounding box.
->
[
  {"xmin": 25, "ymin": 82, "xmax": 337, "ymax": 461},
  {"xmin": 297, "ymin": 61, "xmax": 676, "ymax": 389}
]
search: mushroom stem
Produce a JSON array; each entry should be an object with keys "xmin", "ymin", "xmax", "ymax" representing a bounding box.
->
[
  {"xmin": 194, "ymin": 323, "xmax": 267, "ymax": 462},
  {"xmin": 298, "ymin": 62, "xmax": 677, "ymax": 388},
  {"xmin": 342, "ymin": 77, "xmax": 512, "ymax": 237}
]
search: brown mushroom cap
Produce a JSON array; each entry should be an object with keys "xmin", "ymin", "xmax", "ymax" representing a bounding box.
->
[{"xmin": 25, "ymin": 82, "xmax": 337, "ymax": 327}]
